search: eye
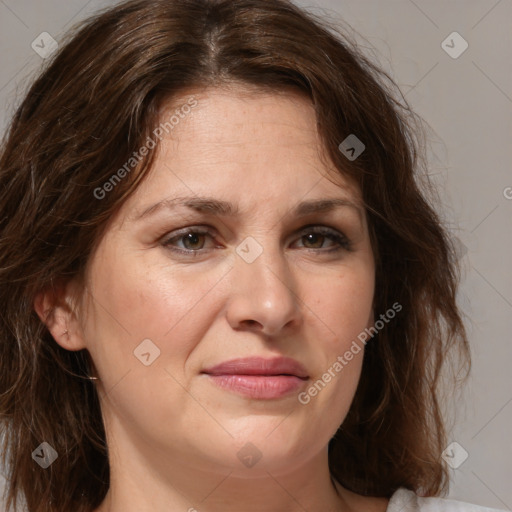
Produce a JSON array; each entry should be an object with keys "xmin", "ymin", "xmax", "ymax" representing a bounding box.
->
[
  {"xmin": 161, "ymin": 225, "xmax": 352, "ymax": 256},
  {"xmin": 292, "ymin": 226, "xmax": 352, "ymax": 252},
  {"xmin": 162, "ymin": 228, "xmax": 216, "ymax": 254}
]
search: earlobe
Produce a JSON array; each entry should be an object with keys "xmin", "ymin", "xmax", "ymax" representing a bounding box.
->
[{"xmin": 33, "ymin": 281, "xmax": 86, "ymax": 352}]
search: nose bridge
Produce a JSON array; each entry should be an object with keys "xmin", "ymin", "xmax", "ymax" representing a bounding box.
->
[
  {"xmin": 227, "ymin": 234, "xmax": 300, "ymax": 334},
  {"xmin": 239, "ymin": 235, "xmax": 295, "ymax": 298}
]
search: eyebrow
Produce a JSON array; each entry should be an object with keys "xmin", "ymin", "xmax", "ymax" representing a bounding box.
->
[{"xmin": 132, "ymin": 196, "xmax": 363, "ymax": 223}]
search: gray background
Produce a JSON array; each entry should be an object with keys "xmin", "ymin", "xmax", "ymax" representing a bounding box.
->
[{"xmin": 0, "ymin": 0, "xmax": 510, "ymax": 510}]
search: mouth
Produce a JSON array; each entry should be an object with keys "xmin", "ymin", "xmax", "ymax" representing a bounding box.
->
[{"xmin": 201, "ymin": 356, "xmax": 309, "ymax": 399}]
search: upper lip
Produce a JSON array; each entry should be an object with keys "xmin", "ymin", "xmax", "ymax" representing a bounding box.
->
[{"xmin": 202, "ymin": 357, "xmax": 309, "ymax": 379}]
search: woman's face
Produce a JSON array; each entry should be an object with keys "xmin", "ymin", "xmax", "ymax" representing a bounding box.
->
[{"xmin": 63, "ymin": 87, "xmax": 375, "ymax": 479}]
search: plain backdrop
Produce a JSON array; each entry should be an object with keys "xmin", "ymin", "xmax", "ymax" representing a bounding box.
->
[{"xmin": 0, "ymin": 0, "xmax": 510, "ymax": 510}]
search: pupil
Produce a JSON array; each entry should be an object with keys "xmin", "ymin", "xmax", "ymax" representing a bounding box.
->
[
  {"xmin": 305, "ymin": 233, "xmax": 322, "ymax": 247},
  {"xmin": 185, "ymin": 233, "xmax": 202, "ymax": 249}
]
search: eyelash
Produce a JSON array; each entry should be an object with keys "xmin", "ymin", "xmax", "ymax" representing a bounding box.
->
[{"xmin": 161, "ymin": 225, "xmax": 352, "ymax": 256}]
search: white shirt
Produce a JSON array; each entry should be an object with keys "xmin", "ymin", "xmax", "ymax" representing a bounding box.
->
[{"xmin": 387, "ymin": 487, "xmax": 509, "ymax": 512}]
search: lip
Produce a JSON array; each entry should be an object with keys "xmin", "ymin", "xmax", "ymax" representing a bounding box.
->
[{"xmin": 201, "ymin": 357, "xmax": 309, "ymax": 399}]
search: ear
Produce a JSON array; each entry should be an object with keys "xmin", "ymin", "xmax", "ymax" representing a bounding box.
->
[{"xmin": 33, "ymin": 279, "xmax": 87, "ymax": 351}]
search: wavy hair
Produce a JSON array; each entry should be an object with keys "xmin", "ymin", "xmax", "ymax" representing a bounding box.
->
[{"xmin": 0, "ymin": 0, "xmax": 470, "ymax": 510}]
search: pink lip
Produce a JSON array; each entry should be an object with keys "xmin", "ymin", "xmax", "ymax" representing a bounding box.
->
[{"xmin": 202, "ymin": 357, "xmax": 309, "ymax": 399}]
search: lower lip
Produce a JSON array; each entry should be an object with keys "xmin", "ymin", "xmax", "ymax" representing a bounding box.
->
[{"xmin": 205, "ymin": 374, "xmax": 307, "ymax": 399}]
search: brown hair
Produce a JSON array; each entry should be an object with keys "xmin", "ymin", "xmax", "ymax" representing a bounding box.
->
[{"xmin": 0, "ymin": 0, "xmax": 470, "ymax": 510}]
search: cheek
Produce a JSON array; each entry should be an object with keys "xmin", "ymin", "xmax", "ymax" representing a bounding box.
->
[
  {"xmin": 314, "ymin": 269, "xmax": 374, "ymax": 344},
  {"xmin": 81, "ymin": 248, "xmax": 229, "ymax": 380},
  {"xmin": 81, "ymin": 253, "xmax": 232, "ymax": 442},
  {"xmin": 301, "ymin": 268, "xmax": 372, "ymax": 414}
]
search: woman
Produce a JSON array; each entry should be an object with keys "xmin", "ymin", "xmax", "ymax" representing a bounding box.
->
[{"xmin": 0, "ymin": 1, "xmax": 505, "ymax": 511}]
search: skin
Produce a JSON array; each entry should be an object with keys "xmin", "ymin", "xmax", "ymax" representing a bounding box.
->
[{"xmin": 35, "ymin": 86, "xmax": 389, "ymax": 512}]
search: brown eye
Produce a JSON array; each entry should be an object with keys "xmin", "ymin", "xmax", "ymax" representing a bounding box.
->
[
  {"xmin": 162, "ymin": 228, "xmax": 214, "ymax": 254},
  {"xmin": 293, "ymin": 227, "xmax": 351, "ymax": 252},
  {"xmin": 301, "ymin": 233, "xmax": 327, "ymax": 249},
  {"xmin": 180, "ymin": 232, "xmax": 206, "ymax": 250}
]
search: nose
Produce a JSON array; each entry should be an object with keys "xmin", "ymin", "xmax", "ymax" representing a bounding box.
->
[{"xmin": 225, "ymin": 243, "xmax": 302, "ymax": 337}]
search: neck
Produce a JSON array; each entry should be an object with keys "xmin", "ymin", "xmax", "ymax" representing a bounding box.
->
[
  {"xmin": 93, "ymin": 406, "xmax": 389, "ymax": 512},
  {"xmin": 94, "ymin": 429, "xmax": 351, "ymax": 512}
]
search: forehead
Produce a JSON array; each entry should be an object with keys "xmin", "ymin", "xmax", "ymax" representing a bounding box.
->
[
  {"xmin": 120, "ymin": 86, "xmax": 363, "ymax": 219},
  {"xmin": 166, "ymin": 86, "xmax": 318, "ymax": 138}
]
